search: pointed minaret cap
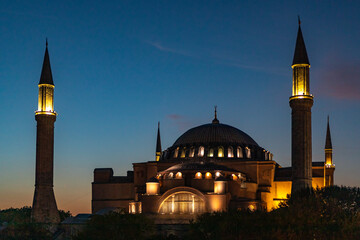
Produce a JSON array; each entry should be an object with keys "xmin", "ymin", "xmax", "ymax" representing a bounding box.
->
[
  {"xmin": 292, "ymin": 16, "xmax": 310, "ymax": 66},
  {"xmin": 325, "ymin": 116, "xmax": 332, "ymax": 149},
  {"xmin": 39, "ymin": 38, "xmax": 54, "ymax": 85},
  {"xmin": 156, "ymin": 122, "xmax": 162, "ymax": 153},
  {"xmin": 212, "ymin": 106, "xmax": 219, "ymax": 124}
]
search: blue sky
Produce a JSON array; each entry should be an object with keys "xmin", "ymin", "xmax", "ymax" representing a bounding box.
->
[{"xmin": 1, "ymin": 0, "xmax": 360, "ymax": 214}]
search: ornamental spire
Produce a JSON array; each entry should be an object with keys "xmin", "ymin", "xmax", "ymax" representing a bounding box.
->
[
  {"xmin": 292, "ymin": 17, "xmax": 310, "ymax": 66},
  {"xmin": 39, "ymin": 39, "xmax": 54, "ymax": 85},
  {"xmin": 212, "ymin": 106, "xmax": 219, "ymax": 124},
  {"xmin": 155, "ymin": 122, "xmax": 162, "ymax": 161}
]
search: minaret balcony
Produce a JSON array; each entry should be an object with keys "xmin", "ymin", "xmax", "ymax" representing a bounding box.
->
[
  {"xmin": 35, "ymin": 110, "xmax": 57, "ymax": 116},
  {"xmin": 289, "ymin": 94, "xmax": 313, "ymax": 101}
]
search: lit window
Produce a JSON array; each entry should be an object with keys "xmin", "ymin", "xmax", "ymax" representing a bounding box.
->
[
  {"xmin": 168, "ymin": 172, "xmax": 174, "ymax": 179},
  {"xmin": 189, "ymin": 147, "xmax": 195, "ymax": 157},
  {"xmin": 208, "ymin": 148, "xmax": 214, "ymax": 157},
  {"xmin": 180, "ymin": 148, "xmax": 186, "ymax": 158},
  {"xmin": 198, "ymin": 146, "xmax": 204, "ymax": 157},
  {"xmin": 232, "ymin": 174, "xmax": 238, "ymax": 180},
  {"xmin": 205, "ymin": 172, "xmax": 212, "ymax": 179},
  {"xmin": 237, "ymin": 147, "xmax": 243, "ymax": 158},
  {"xmin": 159, "ymin": 192, "xmax": 205, "ymax": 214},
  {"xmin": 173, "ymin": 147, "xmax": 179, "ymax": 158},
  {"xmin": 175, "ymin": 172, "xmax": 182, "ymax": 179},
  {"xmin": 215, "ymin": 172, "xmax": 221, "ymax": 177},
  {"xmin": 264, "ymin": 150, "xmax": 268, "ymax": 160},
  {"xmin": 218, "ymin": 147, "xmax": 224, "ymax": 157},
  {"xmin": 228, "ymin": 146, "xmax": 234, "ymax": 158},
  {"xmin": 245, "ymin": 147, "xmax": 251, "ymax": 158},
  {"xmin": 195, "ymin": 172, "xmax": 202, "ymax": 179}
]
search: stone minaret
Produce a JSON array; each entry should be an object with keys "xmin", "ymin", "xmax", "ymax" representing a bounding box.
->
[
  {"xmin": 155, "ymin": 122, "xmax": 162, "ymax": 161},
  {"xmin": 290, "ymin": 20, "xmax": 314, "ymax": 193},
  {"xmin": 324, "ymin": 116, "xmax": 335, "ymax": 186},
  {"xmin": 31, "ymin": 40, "xmax": 60, "ymax": 223}
]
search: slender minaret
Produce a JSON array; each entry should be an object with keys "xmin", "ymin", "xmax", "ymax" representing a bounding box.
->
[
  {"xmin": 290, "ymin": 19, "xmax": 314, "ymax": 193},
  {"xmin": 324, "ymin": 116, "xmax": 335, "ymax": 186},
  {"xmin": 31, "ymin": 40, "xmax": 60, "ymax": 223},
  {"xmin": 155, "ymin": 122, "xmax": 162, "ymax": 161}
]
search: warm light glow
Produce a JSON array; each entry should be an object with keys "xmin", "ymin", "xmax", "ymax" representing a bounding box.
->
[
  {"xmin": 237, "ymin": 146, "xmax": 243, "ymax": 158},
  {"xmin": 146, "ymin": 182, "xmax": 160, "ymax": 195},
  {"xmin": 159, "ymin": 192, "xmax": 205, "ymax": 214},
  {"xmin": 173, "ymin": 147, "xmax": 179, "ymax": 158},
  {"xmin": 205, "ymin": 172, "xmax": 212, "ymax": 179},
  {"xmin": 208, "ymin": 148, "xmax": 214, "ymax": 157},
  {"xmin": 189, "ymin": 148, "xmax": 195, "ymax": 157},
  {"xmin": 168, "ymin": 172, "xmax": 174, "ymax": 178},
  {"xmin": 195, "ymin": 172, "xmax": 202, "ymax": 179},
  {"xmin": 198, "ymin": 146, "xmax": 204, "ymax": 157},
  {"xmin": 218, "ymin": 147, "xmax": 224, "ymax": 157},
  {"xmin": 292, "ymin": 64, "xmax": 311, "ymax": 97},
  {"xmin": 228, "ymin": 147, "xmax": 234, "ymax": 158},
  {"xmin": 215, "ymin": 172, "xmax": 221, "ymax": 177},
  {"xmin": 248, "ymin": 204, "xmax": 255, "ymax": 211},
  {"xmin": 214, "ymin": 181, "xmax": 225, "ymax": 194},
  {"xmin": 180, "ymin": 148, "xmax": 186, "ymax": 158},
  {"xmin": 175, "ymin": 172, "xmax": 182, "ymax": 179},
  {"xmin": 171, "ymin": 195, "xmax": 175, "ymax": 213},
  {"xmin": 232, "ymin": 174, "xmax": 238, "ymax": 180},
  {"xmin": 245, "ymin": 147, "xmax": 251, "ymax": 158},
  {"xmin": 37, "ymin": 84, "xmax": 55, "ymax": 114}
]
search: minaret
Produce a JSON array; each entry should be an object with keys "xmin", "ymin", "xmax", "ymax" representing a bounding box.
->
[
  {"xmin": 31, "ymin": 40, "xmax": 60, "ymax": 223},
  {"xmin": 325, "ymin": 116, "xmax": 333, "ymax": 167},
  {"xmin": 155, "ymin": 122, "xmax": 162, "ymax": 161},
  {"xmin": 290, "ymin": 19, "xmax": 314, "ymax": 193}
]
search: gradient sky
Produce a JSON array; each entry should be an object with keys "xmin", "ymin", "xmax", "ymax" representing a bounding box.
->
[{"xmin": 1, "ymin": 1, "xmax": 360, "ymax": 214}]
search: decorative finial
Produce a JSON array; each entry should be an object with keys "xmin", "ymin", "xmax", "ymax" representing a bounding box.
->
[
  {"xmin": 298, "ymin": 15, "xmax": 301, "ymax": 25},
  {"xmin": 46, "ymin": 38, "xmax": 48, "ymax": 47},
  {"xmin": 158, "ymin": 121, "xmax": 160, "ymax": 129},
  {"xmin": 212, "ymin": 105, "xmax": 219, "ymax": 124}
]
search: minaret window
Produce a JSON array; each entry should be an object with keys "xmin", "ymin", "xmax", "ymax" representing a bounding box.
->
[
  {"xmin": 198, "ymin": 146, "xmax": 204, "ymax": 157},
  {"xmin": 237, "ymin": 147, "xmax": 243, "ymax": 158},
  {"xmin": 218, "ymin": 147, "xmax": 224, "ymax": 157},
  {"xmin": 228, "ymin": 146, "xmax": 234, "ymax": 158}
]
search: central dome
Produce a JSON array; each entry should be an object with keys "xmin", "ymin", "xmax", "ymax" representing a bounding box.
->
[{"xmin": 173, "ymin": 123, "xmax": 259, "ymax": 147}]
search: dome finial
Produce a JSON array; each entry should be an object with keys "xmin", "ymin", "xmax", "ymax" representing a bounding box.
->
[{"xmin": 212, "ymin": 105, "xmax": 219, "ymax": 124}]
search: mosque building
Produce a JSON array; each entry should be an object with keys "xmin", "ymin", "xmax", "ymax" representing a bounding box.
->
[{"xmin": 30, "ymin": 22, "xmax": 335, "ymax": 224}]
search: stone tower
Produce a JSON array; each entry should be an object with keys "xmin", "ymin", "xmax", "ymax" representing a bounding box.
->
[
  {"xmin": 324, "ymin": 116, "xmax": 335, "ymax": 186},
  {"xmin": 155, "ymin": 122, "xmax": 162, "ymax": 161},
  {"xmin": 31, "ymin": 41, "xmax": 60, "ymax": 223},
  {"xmin": 290, "ymin": 20, "xmax": 314, "ymax": 193}
]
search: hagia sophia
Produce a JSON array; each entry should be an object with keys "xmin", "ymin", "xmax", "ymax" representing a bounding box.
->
[{"xmin": 30, "ymin": 22, "xmax": 335, "ymax": 224}]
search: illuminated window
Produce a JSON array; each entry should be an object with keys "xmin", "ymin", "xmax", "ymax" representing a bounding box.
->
[
  {"xmin": 208, "ymin": 148, "xmax": 214, "ymax": 157},
  {"xmin": 218, "ymin": 147, "xmax": 224, "ymax": 157},
  {"xmin": 237, "ymin": 147, "xmax": 243, "ymax": 158},
  {"xmin": 215, "ymin": 172, "xmax": 221, "ymax": 177},
  {"xmin": 245, "ymin": 147, "xmax": 251, "ymax": 158},
  {"xmin": 195, "ymin": 172, "xmax": 202, "ymax": 179},
  {"xmin": 198, "ymin": 146, "xmax": 204, "ymax": 157},
  {"xmin": 189, "ymin": 147, "xmax": 195, "ymax": 157},
  {"xmin": 205, "ymin": 172, "xmax": 212, "ymax": 179},
  {"xmin": 173, "ymin": 147, "xmax": 179, "ymax": 158},
  {"xmin": 228, "ymin": 146, "xmax": 234, "ymax": 158},
  {"xmin": 232, "ymin": 174, "xmax": 238, "ymax": 181},
  {"xmin": 180, "ymin": 148, "xmax": 186, "ymax": 158},
  {"xmin": 168, "ymin": 172, "xmax": 174, "ymax": 179},
  {"xmin": 159, "ymin": 192, "xmax": 205, "ymax": 214},
  {"xmin": 264, "ymin": 150, "xmax": 268, "ymax": 160},
  {"xmin": 175, "ymin": 172, "xmax": 182, "ymax": 179}
]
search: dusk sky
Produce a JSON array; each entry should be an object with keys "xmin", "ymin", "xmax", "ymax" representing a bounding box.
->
[{"xmin": 1, "ymin": 1, "xmax": 360, "ymax": 214}]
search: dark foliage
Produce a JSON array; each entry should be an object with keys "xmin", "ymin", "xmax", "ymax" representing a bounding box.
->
[
  {"xmin": 0, "ymin": 206, "xmax": 71, "ymax": 240},
  {"xmin": 73, "ymin": 212, "xmax": 155, "ymax": 240}
]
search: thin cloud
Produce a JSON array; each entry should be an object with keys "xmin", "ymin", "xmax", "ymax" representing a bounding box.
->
[
  {"xmin": 145, "ymin": 41, "xmax": 196, "ymax": 58},
  {"xmin": 167, "ymin": 114, "xmax": 183, "ymax": 120},
  {"xmin": 316, "ymin": 63, "xmax": 360, "ymax": 100},
  {"xmin": 167, "ymin": 114, "xmax": 193, "ymax": 131}
]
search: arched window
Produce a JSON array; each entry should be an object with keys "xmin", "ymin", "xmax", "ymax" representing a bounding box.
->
[
  {"xmin": 270, "ymin": 153, "xmax": 273, "ymax": 160},
  {"xmin": 180, "ymin": 148, "xmax": 186, "ymax": 158},
  {"xmin": 264, "ymin": 150, "xmax": 268, "ymax": 160},
  {"xmin": 205, "ymin": 172, "xmax": 212, "ymax": 179},
  {"xmin": 245, "ymin": 147, "xmax": 251, "ymax": 158},
  {"xmin": 159, "ymin": 192, "xmax": 206, "ymax": 214},
  {"xmin": 208, "ymin": 148, "xmax": 214, "ymax": 157},
  {"xmin": 218, "ymin": 146, "xmax": 224, "ymax": 157},
  {"xmin": 175, "ymin": 172, "xmax": 182, "ymax": 179},
  {"xmin": 195, "ymin": 172, "xmax": 202, "ymax": 179},
  {"xmin": 168, "ymin": 172, "xmax": 174, "ymax": 179},
  {"xmin": 228, "ymin": 146, "xmax": 234, "ymax": 158},
  {"xmin": 173, "ymin": 147, "xmax": 179, "ymax": 158},
  {"xmin": 189, "ymin": 147, "xmax": 195, "ymax": 157},
  {"xmin": 237, "ymin": 147, "xmax": 243, "ymax": 158},
  {"xmin": 198, "ymin": 146, "xmax": 204, "ymax": 157}
]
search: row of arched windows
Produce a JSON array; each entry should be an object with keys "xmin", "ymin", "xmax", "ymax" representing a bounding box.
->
[
  {"xmin": 173, "ymin": 146, "xmax": 252, "ymax": 159},
  {"xmin": 162, "ymin": 171, "xmax": 243, "ymax": 181}
]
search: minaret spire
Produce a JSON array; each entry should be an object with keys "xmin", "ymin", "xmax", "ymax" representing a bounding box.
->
[
  {"xmin": 155, "ymin": 122, "xmax": 162, "ymax": 161},
  {"xmin": 325, "ymin": 116, "xmax": 332, "ymax": 150},
  {"xmin": 39, "ymin": 39, "xmax": 54, "ymax": 85},
  {"xmin": 292, "ymin": 18, "xmax": 310, "ymax": 66}
]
